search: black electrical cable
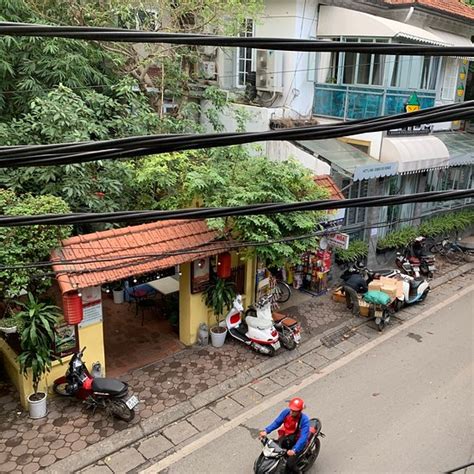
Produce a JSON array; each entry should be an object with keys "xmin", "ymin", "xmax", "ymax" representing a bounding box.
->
[
  {"xmin": 1, "ymin": 22, "xmax": 474, "ymax": 56},
  {"xmin": 1, "ymin": 190, "xmax": 472, "ymax": 227},
  {"xmin": 1, "ymin": 102, "xmax": 473, "ymax": 167}
]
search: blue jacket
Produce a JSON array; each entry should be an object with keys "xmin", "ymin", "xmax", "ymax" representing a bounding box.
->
[{"xmin": 265, "ymin": 408, "xmax": 310, "ymax": 454}]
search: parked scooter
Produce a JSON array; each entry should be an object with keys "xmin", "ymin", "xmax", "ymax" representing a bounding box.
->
[
  {"xmin": 395, "ymin": 252, "xmax": 420, "ymax": 278},
  {"xmin": 53, "ymin": 347, "xmax": 138, "ymax": 422},
  {"xmin": 254, "ymin": 418, "xmax": 324, "ymax": 473},
  {"xmin": 406, "ymin": 236, "xmax": 436, "ymax": 278},
  {"xmin": 225, "ymin": 295, "xmax": 281, "ymax": 356},
  {"xmin": 245, "ymin": 295, "xmax": 301, "ymax": 350}
]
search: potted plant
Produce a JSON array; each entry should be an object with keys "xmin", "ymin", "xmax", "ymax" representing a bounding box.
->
[
  {"xmin": 202, "ymin": 278, "xmax": 236, "ymax": 348},
  {"xmin": 0, "ymin": 315, "xmax": 19, "ymax": 334},
  {"xmin": 16, "ymin": 293, "xmax": 60, "ymax": 419}
]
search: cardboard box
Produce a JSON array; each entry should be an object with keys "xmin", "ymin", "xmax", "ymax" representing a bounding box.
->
[
  {"xmin": 368, "ymin": 281, "xmax": 383, "ymax": 292},
  {"xmin": 380, "ymin": 284, "xmax": 397, "ymax": 299},
  {"xmin": 332, "ymin": 288, "xmax": 346, "ymax": 303},
  {"xmin": 358, "ymin": 300, "xmax": 371, "ymax": 317}
]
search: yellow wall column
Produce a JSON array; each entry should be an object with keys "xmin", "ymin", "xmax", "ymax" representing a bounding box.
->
[{"xmin": 179, "ymin": 262, "xmax": 212, "ymax": 346}]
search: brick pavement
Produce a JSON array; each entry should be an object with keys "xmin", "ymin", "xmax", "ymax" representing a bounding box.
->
[
  {"xmin": 0, "ymin": 260, "xmax": 468, "ymax": 473},
  {"xmin": 86, "ymin": 268, "xmax": 474, "ymax": 474}
]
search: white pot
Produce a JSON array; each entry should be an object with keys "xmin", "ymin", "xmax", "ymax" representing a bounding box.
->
[
  {"xmin": 113, "ymin": 289, "xmax": 124, "ymax": 304},
  {"xmin": 28, "ymin": 392, "xmax": 47, "ymax": 419},
  {"xmin": 0, "ymin": 326, "xmax": 17, "ymax": 334},
  {"xmin": 210, "ymin": 327, "xmax": 227, "ymax": 348}
]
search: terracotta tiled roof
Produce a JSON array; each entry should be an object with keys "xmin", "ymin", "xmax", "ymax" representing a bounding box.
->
[
  {"xmin": 313, "ymin": 175, "xmax": 345, "ymax": 201},
  {"xmin": 52, "ymin": 219, "xmax": 226, "ymax": 293},
  {"xmin": 383, "ymin": 0, "xmax": 474, "ymax": 21}
]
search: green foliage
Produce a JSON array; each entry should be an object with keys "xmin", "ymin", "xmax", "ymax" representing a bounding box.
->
[
  {"xmin": 334, "ymin": 240, "xmax": 368, "ymax": 264},
  {"xmin": 0, "ymin": 190, "xmax": 72, "ymax": 298},
  {"xmin": 418, "ymin": 209, "xmax": 474, "ymax": 238},
  {"xmin": 202, "ymin": 277, "xmax": 237, "ymax": 325},
  {"xmin": 377, "ymin": 209, "xmax": 474, "ymax": 250},
  {"xmin": 16, "ymin": 292, "xmax": 60, "ymax": 395},
  {"xmin": 377, "ymin": 227, "xmax": 418, "ymax": 251},
  {"xmin": 0, "ymin": 315, "xmax": 19, "ymax": 329}
]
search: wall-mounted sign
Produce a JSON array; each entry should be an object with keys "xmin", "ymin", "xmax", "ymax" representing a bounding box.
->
[
  {"xmin": 191, "ymin": 257, "xmax": 210, "ymax": 294},
  {"xmin": 79, "ymin": 286, "xmax": 103, "ymax": 328},
  {"xmin": 328, "ymin": 233, "xmax": 350, "ymax": 250},
  {"xmin": 52, "ymin": 322, "xmax": 79, "ymax": 358},
  {"xmin": 405, "ymin": 93, "xmax": 421, "ymax": 113},
  {"xmin": 353, "ymin": 162, "xmax": 398, "ymax": 181}
]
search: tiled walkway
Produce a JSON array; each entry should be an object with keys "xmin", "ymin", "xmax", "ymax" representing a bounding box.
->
[{"xmin": 0, "ymin": 261, "xmax": 459, "ymax": 472}]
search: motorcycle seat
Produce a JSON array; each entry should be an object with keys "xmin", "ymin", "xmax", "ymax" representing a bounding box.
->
[
  {"xmin": 92, "ymin": 378, "xmax": 128, "ymax": 396},
  {"xmin": 245, "ymin": 315, "xmax": 273, "ymax": 329}
]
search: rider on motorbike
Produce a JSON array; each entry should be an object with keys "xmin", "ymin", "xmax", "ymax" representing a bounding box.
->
[{"xmin": 259, "ymin": 397, "xmax": 310, "ymax": 473}]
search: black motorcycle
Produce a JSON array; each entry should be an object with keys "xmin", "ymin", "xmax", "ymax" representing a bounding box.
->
[
  {"xmin": 53, "ymin": 347, "xmax": 138, "ymax": 422},
  {"xmin": 254, "ymin": 418, "xmax": 324, "ymax": 473}
]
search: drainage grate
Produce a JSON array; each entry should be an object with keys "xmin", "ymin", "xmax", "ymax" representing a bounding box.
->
[{"xmin": 320, "ymin": 325, "xmax": 355, "ymax": 348}]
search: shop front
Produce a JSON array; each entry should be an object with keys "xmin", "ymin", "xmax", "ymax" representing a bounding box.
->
[{"xmin": 47, "ymin": 219, "xmax": 257, "ymax": 381}]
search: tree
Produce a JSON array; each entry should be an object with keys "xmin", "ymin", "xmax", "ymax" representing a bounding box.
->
[{"xmin": 0, "ymin": 190, "xmax": 72, "ymax": 299}]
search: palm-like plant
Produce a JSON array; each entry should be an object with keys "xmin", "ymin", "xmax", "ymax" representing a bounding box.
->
[
  {"xmin": 202, "ymin": 277, "xmax": 236, "ymax": 329},
  {"xmin": 16, "ymin": 293, "xmax": 60, "ymax": 398}
]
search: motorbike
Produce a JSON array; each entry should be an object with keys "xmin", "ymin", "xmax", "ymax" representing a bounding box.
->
[
  {"xmin": 53, "ymin": 347, "xmax": 138, "ymax": 422},
  {"xmin": 225, "ymin": 295, "xmax": 281, "ymax": 356},
  {"xmin": 395, "ymin": 252, "xmax": 420, "ymax": 278},
  {"xmin": 254, "ymin": 418, "xmax": 324, "ymax": 474},
  {"xmin": 245, "ymin": 294, "xmax": 301, "ymax": 350},
  {"xmin": 406, "ymin": 236, "xmax": 436, "ymax": 278}
]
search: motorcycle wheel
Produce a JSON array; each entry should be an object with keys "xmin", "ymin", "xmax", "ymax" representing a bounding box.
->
[
  {"xmin": 53, "ymin": 381, "xmax": 74, "ymax": 397},
  {"xmin": 279, "ymin": 327, "xmax": 297, "ymax": 351},
  {"xmin": 394, "ymin": 299, "xmax": 404, "ymax": 312},
  {"xmin": 419, "ymin": 288, "xmax": 429, "ymax": 302},
  {"xmin": 444, "ymin": 248, "xmax": 464, "ymax": 264},
  {"xmin": 303, "ymin": 438, "xmax": 321, "ymax": 472},
  {"xmin": 259, "ymin": 345, "xmax": 276, "ymax": 357},
  {"xmin": 108, "ymin": 399, "xmax": 135, "ymax": 422}
]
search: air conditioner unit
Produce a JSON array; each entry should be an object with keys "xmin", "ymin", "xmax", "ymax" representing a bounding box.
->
[{"xmin": 255, "ymin": 50, "xmax": 283, "ymax": 93}]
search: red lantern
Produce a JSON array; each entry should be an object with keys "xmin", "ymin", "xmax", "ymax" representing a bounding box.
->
[
  {"xmin": 63, "ymin": 292, "xmax": 83, "ymax": 325},
  {"xmin": 217, "ymin": 252, "xmax": 232, "ymax": 279}
]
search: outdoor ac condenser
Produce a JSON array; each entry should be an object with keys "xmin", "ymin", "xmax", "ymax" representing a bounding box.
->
[{"xmin": 255, "ymin": 50, "xmax": 283, "ymax": 93}]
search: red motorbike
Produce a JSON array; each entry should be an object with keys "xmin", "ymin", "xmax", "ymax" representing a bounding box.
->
[{"xmin": 53, "ymin": 347, "xmax": 138, "ymax": 422}]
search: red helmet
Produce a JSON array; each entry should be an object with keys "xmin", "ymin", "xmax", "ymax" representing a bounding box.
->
[{"xmin": 288, "ymin": 397, "xmax": 305, "ymax": 411}]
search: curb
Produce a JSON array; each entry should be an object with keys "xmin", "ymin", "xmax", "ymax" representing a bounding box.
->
[{"xmin": 48, "ymin": 263, "xmax": 474, "ymax": 474}]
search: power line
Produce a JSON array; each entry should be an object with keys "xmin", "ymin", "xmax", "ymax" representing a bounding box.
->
[
  {"xmin": 1, "ymin": 22, "xmax": 473, "ymax": 56},
  {"xmin": 0, "ymin": 190, "xmax": 472, "ymax": 227},
  {"xmin": 1, "ymin": 101, "xmax": 472, "ymax": 167}
]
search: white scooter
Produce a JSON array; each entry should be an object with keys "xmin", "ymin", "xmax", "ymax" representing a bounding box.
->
[
  {"xmin": 395, "ymin": 272, "xmax": 430, "ymax": 307},
  {"xmin": 225, "ymin": 295, "xmax": 281, "ymax": 356}
]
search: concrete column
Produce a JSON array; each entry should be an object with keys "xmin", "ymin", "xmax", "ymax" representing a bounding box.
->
[
  {"xmin": 366, "ymin": 178, "xmax": 385, "ymax": 269},
  {"xmin": 412, "ymin": 172, "xmax": 427, "ymax": 227}
]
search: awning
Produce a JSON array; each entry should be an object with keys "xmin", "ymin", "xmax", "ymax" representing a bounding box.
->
[
  {"xmin": 294, "ymin": 138, "xmax": 397, "ymax": 181},
  {"xmin": 381, "ymin": 135, "xmax": 450, "ymax": 173},
  {"xmin": 434, "ymin": 132, "xmax": 474, "ymax": 167},
  {"xmin": 51, "ymin": 219, "xmax": 228, "ymax": 294},
  {"xmin": 317, "ymin": 6, "xmax": 472, "ymax": 47}
]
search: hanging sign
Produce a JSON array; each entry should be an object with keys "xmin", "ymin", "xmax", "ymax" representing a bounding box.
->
[
  {"xmin": 328, "ymin": 233, "xmax": 350, "ymax": 250},
  {"xmin": 79, "ymin": 286, "xmax": 103, "ymax": 328}
]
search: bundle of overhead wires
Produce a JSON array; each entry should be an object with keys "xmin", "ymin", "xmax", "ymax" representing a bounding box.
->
[
  {"xmin": 1, "ymin": 21, "xmax": 474, "ymax": 56},
  {"xmin": 1, "ymin": 102, "xmax": 474, "ymax": 167}
]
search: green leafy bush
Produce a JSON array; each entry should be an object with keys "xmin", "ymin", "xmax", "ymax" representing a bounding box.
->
[
  {"xmin": 377, "ymin": 209, "xmax": 474, "ymax": 250},
  {"xmin": 202, "ymin": 278, "xmax": 237, "ymax": 326},
  {"xmin": 334, "ymin": 240, "xmax": 368, "ymax": 264}
]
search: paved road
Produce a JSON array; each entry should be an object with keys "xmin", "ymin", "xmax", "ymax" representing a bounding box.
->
[{"xmin": 155, "ymin": 287, "xmax": 473, "ymax": 473}]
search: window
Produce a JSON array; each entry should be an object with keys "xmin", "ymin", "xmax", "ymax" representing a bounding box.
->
[
  {"xmin": 345, "ymin": 180, "xmax": 368, "ymax": 225},
  {"xmin": 441, "ymin": 57, "xmax": 458, "ymax": 100},
  {"xmin": 237, "ymin": 19, "xmax": 254, "ymax": 87}
]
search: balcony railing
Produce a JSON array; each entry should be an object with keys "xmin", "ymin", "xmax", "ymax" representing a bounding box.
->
[{"xmin": 313, "ymin": 83, "xmax": 436, "ymax": 120}]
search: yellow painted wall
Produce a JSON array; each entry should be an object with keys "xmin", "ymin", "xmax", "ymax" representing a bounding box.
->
[
  {"xmin": 179, "ymin": 252, "xmax": 257, "ymax": 346},
  {"xmin": 0, "ymin": 322, "xmax": 105, "ymax": 409}
]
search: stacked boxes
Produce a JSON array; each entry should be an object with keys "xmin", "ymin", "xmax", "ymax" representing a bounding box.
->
[{"xmin": 368, "ymin": 276, "xmax": 404, "ymax": 300}]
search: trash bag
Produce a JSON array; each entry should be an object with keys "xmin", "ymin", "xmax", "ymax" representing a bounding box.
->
[{"xmin": 363, "ymin": 290, "xmax": 391, "ymax": 305}]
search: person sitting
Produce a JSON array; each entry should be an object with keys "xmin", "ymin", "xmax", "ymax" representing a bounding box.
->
[{"xmin": 259, "ymin": 397, "xmax": 310, "ymax": 473}]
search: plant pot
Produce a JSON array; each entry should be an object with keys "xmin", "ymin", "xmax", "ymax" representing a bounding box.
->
[
  {"xmin": 210, "ymin": 326, "xmax": 227, "ymax": 348},
  {"xmin": 112, "ymin": 289, "xmax": 124, "ymax": 304},
  {"xmin": 28, "ymin": 392, "xmax": 47, "ymax": 419},
  {"xmin": 0, "ymin": 326, "xmax": 17, "ymax": 334}
]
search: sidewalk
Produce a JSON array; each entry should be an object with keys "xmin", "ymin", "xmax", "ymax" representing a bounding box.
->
[{"xmin": 0, "ymin": 261, "xmax": 471, "ymax": 473}]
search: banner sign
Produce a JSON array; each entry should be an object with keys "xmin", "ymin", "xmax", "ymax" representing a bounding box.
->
[{"xmin": 328, "ymin": 233, "xmax": 350, "ymax": 250}]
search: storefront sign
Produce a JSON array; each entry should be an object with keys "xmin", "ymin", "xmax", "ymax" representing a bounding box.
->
[
  {"xmin": 353, "ymin": 162, "xmax": 398, "ymax": 181},
  {"xmin": 191, "ymin": 257, "xmax": 210, "ymax": 294},
  {"xmin": 328, "ymin": 233, "xmax": 350, "ymax": 250},
  {"xmin": 79, "ymin": 286, "xmax": 103, "ymax": 328}
]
